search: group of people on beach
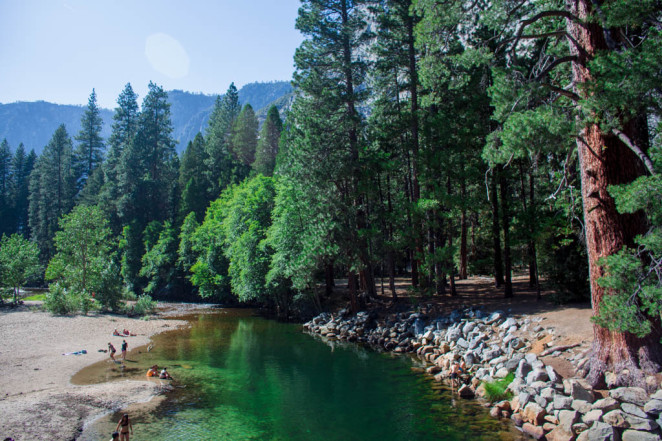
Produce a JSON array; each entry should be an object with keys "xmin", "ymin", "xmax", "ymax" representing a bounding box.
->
[
  {"xmin": 146, "ymin": 364, "xmax": 173, "ymax": 379},
  {"xmin": 111, "ymin": 414, "xmax": 133, "ymax": 441},
  {"xmin": 107, "ymin": 339, "xmax": 129, "ymax": 362}
]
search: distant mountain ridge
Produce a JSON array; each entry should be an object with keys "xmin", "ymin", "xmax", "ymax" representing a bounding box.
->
[{"xmin": 0, "ymin": 81, "xmax": 294, "ymax": 155}]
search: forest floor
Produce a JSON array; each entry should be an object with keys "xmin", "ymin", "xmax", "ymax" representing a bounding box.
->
[{"xmin": 326, "ymin": 273, "xmax": 594, "ymax": 379}]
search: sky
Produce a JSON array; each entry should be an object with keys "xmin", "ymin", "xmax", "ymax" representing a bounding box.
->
[{"xmin": 0, "ymin": 0, "xmax": 304, "ymax": 109}]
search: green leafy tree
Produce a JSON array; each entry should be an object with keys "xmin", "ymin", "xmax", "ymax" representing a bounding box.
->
[
  {"xmin": 74, "ymin": 89, "xmax": 105, "ymax": 192},
  {"xmin": 253, "ymin": 105, "xmax": 283, "ymax": 176},
  {"xmin": 0, "ymin": 233, "xmax": 41, "ymax": 304},
  {"xmin": 230, "ymin": 104, "xmax": 258, "ymax": 166},
  {"xmin": 45, "ymin": 204, "xmax": 121, "ymax": 310},
  {"xmin": 28, "ymin": 125, "xmax": 77, "ymax": 261},
  {"xmin": 140, "ymin": 221, "xmax": 179, "ymax": 298}
]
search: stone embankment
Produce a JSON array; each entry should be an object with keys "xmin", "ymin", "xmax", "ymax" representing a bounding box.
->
[{"xmin": 303, "ymin": 308, "xmax": 662, "ymax": 441}]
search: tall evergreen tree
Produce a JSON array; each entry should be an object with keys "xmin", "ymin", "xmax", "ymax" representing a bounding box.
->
[
  {"xmin": 253, "ymin": 105, "xmax": 283, "ymax": 176},
  {"xmin": 74, "ymin": 89, "xmax": 105, "ymax": 191},
  {"xmin": 101, "ymin": 83, "xmax": 139, "ymax": 232},
  {"xmin": 11, "ymin": 144, "xmax": 36, "ymax": 236},
  {"xmin": 178, "ymin": 133, "xmax": 208, "ymax": 222},
  {"xmin": 230, "ymin": 104, "xmax": 258, "ymax": 166},
  {"xmin": 28, "ymin": 125, "xmax": 77, "ymax": 260},
  {"xmin": 0, "ymin": 139, "xmax": 12, "ymax": 236},
  {"xmin": 204, "ymin": 84, "xmax": 246, "ymax": 199}
]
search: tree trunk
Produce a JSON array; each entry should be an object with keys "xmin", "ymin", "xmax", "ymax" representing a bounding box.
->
[
  {"xmin": 490, "ymin": 170, "xmax": 504, "ymax": 288},
  {"xmin": 499, "ymin": 169, "xmax": 513, "ymax": 298},
  {"xmin": 459, "ymin": 173, "xmax": 468, "ymax": 279},
  {"xmin": 568, "ymin": 0, "xmax": 662, "ymax": 387}
]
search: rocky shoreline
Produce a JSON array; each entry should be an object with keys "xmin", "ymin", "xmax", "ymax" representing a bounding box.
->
[{"xmin": 304, "ymin": 308, "xmax": 662, "ymax": 441}]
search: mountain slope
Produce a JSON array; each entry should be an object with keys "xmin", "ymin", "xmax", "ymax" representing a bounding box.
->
[{"xmin": 0, "ymin": 81, "xmax": 293, "ymax": 154}]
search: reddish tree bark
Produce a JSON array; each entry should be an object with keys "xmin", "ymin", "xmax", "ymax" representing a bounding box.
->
[{"xmin": 568, "ymin": 0, "xmax": 662, "ymax": 387}]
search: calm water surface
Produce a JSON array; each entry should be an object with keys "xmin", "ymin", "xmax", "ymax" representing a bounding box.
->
[{"xmin": 78, "ymin": 309, "xmax": 520, "ymax": 440}]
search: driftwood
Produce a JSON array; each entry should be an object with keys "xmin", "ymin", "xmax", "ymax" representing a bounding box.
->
[{"xmin": 540, "ymin": 343, "xmax": 581, "ymax": 357}]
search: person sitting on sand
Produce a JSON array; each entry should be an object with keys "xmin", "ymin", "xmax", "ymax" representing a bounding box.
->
[
  {"xmin": 115, "ymin": 414, "xmax": 133, "ymax": 441},
  {"xmin": 146, "ymin": 365, "xmax": 158, "ymax": 377},
  {"xmin": 110, "ymin": 431, "xmax": 119, "ymax": 440},
  {"xmin": 113, "ymin": 329, "xmax": 121, "ymax": 336},
  {"xmin": 108, "ymin": 342, "xmax": 117, "ymax": 361},
  {"xmin": 159, "ymin": 367, "xmax": 173, "ymax": 380}
]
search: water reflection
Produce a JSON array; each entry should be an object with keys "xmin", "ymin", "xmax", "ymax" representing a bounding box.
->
[{"xmin": 79, "ymin": 309, "xmax": 520, "ymax": 440}]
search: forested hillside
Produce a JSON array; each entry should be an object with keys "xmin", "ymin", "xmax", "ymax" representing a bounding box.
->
[
  {"xmin": 1, "ymin": 0, "xmax": 661, "ymax": 390},
  {"xmin": 0, "ymin": 81, "xmax": 293, "ymax": 154}
]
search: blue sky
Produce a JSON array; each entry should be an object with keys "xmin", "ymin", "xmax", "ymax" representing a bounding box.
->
[{"xmin": 0, "ymin": 0, "xmax": 303, "ymax": 109}]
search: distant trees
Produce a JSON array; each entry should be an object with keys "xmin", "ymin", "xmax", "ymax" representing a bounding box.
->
[
  {"xmin": 74, "ymin": 89, "xmax": 104, "ymax": 191},
  {"xmin": 253, "ymin": 105, "xmax": 282, "ymax": 176},
  {"xmin": 0, "ymin": 233, "xmax": 40, "ymax": 304}
]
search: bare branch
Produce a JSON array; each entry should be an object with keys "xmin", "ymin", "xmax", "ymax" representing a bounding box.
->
[
  {"xmin": 509, "ymin": 10, "xmax": 588, "ymax": 54},
  {"xmin": 612, "ymin": 128, "xmax": 657, "ymax": 176},
  {"xmin": 542, "ymin": 83, "xmax": 581, "ymax": 102},
  {"xmin": 535, "ymin": 55, "xmax": 579, "ymax": 81}
]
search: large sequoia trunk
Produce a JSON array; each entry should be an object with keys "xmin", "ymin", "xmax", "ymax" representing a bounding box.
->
[{"xmin": 568, "ymin": 0, "xmax": 662, "ymax": 387}]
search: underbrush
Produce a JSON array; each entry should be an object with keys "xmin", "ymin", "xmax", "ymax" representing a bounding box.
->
[{"xmin": 482, "ymin": 373, "xmax": 515, "ymax": 402}]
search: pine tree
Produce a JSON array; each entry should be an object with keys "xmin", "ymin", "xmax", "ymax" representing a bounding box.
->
[
  {"xmin": 0, "ymin": 139, "xmax": 12, "ymax": 236},
  {"xmin": 74, "ymin": 89, "xmax": 105, "ymax": 192},
  {"xmin": 204, "ymin": 84, "xmax": 246, "ymax": 198},
  {"xmin": 12, "ymin": 145, "xmax": 36, "ymax": 236},
  {"xmin": 178, "ymin": 133, "xmax": 208, "ymax": 221},
  {"xmin": 253, "ymin": 105, "xmax": 283, "ymax": 176},
  {"xmin": 101, "ymin": 83, "xmax": 139, "ymax": 232},
  {"xmin": 28, "ymin": 125, "xmax": 77, "ymax": 260},
  {"xmin": 230, "ymin": 104, "xmax": 258, "ymax": 166}
]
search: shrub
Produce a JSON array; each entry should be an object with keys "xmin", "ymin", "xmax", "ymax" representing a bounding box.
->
[
  {"xmin": 482, "ymin": 373, "xmax": 515, "ymax": 403},
  {"xmin": 44, "ymin": 283, "xmax": 75, "ymax": 315},
  {"xmin": 133, "ymin": 294, "xmax": 157, "ymax": 316}
]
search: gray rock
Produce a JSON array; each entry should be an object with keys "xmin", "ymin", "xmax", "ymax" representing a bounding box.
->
[
  {"xmin": 486, "ymin": 311, "xmax": 504, "ymax": 325},
  {"xmin": 446, "ymin": 328, "xmax": 462, "ymax": 342},
  {"xmin": 603, "ymin": 409, "xmax": 630, "ymax": 428},
  {"xmin": 559, "ymin": 409, "xmax": 580, "ymax": 431},
  {"xmin": 583, "ymin": 409, "xmax": 604, "ymax": 424},
  {"xmin": 610, "ymin": 387, "xmax": 649, "ymax": 407},
  {"xmin": 516, "ymin": 359, "xmax": 533, "ymax": 379},
  {"xmin": 593, "ymin": 397, "xmax": 620, "ymax": 413},
  {"xmin": 464, "ymin": 351, "xmax": 476, "ymax": 366},
  {"xmin": 462, "ymin": 321, "xmax": 476, "ymax": 335},
  {"xmin": 564, "ymin": 379, "xmax": 595, "ymax": 403},
  {"xmin": 623, "ymin": 403, "xmax": 649, "ymax": 419},
  {"xmin": 525, "ymin": 353, "xmax": 539, "ymax": 364},
  {"xmin": 494, "ymin": 367, "xmax": 510, "ymax": 379},
  {"xmin": 541, "ymin": 387, "xmax": 556, "ymax": 401},
  {"xmin": 535, "ymin": 395, "xmax": 548, "ymax": 408},
  {"xmin": 644, "ymin": 399, "xmax": 662, "ymax": 415},
  {"xmin": 504, "ymin": 354, "xmax": 524, "ymax": 371},
  {"xmin": 456, "ymin": 338, "xmax": 470, "ymax": 349},
  {"xmin": 572, "ymin": 399, "xmax": 593, "ymax": 414},
  {"xmin": 651, "ymin": 390, "xmax": 662, "ymax": 401},
  {"xmin": 622, "ymin": 430, "xmax": 662, "ymax": 441},
  {"xmin": 546, "ymin": 365, "xmax": 562, "ymax": 384},
  {"xmin": 530, "ymin": 381, "xmax": 550, "ymax": 393},
  {"xmin": 623, "ymin": 413, "xmax": 659, "ymax": 431},
  {"xmin": 483, "ymin": 348, "xmax": 502, "ymax": 361},
  {"xmin": 526, "ymin": 368, "xmax": 549, "ymax": 384},
  {"xmin": 519, "ymin": 391, "xmax": 532, "ymax": 409},
  {"xmin": 554, "ymin": 395, "xmax": 574, "ymax": 410},
  {"xmin": 500, "ymin": 317, "xmax": 518, "ymax": 329},
  {"xmin": 577, "ymin": 421, "xmax": 619, "ymax": 441}
]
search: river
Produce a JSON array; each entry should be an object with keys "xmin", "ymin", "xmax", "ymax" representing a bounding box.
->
[{"xmin": 76, "ymin": 308, "xmax": 520, "ymax": 440}]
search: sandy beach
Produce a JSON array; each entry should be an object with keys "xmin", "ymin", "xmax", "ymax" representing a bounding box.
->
[{"xmin": 0, "ymin": 303, "xmax": 195, "ymax": 441}]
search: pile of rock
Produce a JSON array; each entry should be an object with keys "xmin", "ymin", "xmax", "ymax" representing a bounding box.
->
[{"xmin": 303, "ymin": 309, "xmax": 662, "ymax": 440}]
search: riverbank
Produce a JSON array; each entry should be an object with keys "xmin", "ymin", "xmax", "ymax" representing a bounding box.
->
[{"xmin": 0, "ymin": 303, "xmax": 201, "ymax": 440}]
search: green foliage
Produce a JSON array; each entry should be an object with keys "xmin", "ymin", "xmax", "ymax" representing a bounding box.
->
[
  {"xmin": 230, "ymin": 104, "xmax": 258, "ymax": 166},
  {"xmin": 74, "ymin": 88, "xmax": 105, "ymax": 190},
  {"xmin": 132, "ymin": 294, "xmax": 157, "ymax": 316},
  {"xmin": 45, "ymin": 205, "xmax": 121, "ymax": 310},
  {"xmin": 140, "ymin": 221, "xmax": 178, "ymax": 297},
  {"xmin": 0, "ymin": 233, "xmax": 41, "ymax": 303},
  {"xmin": 482, "ymin": 373, "xmax": 514, "ymax": 403},
  {"xmin": 252, "ymin": 105, "xmax": 282, "ymax": 176},
  {"xmin": 44, "ymin": 281, "xmax": 96, "ymax": 315}
]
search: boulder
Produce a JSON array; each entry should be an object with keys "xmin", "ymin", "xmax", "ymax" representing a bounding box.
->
[
  {"xmin": 593, "ymin": 398, "xmax": 621, "ymax": 413},
  {"xmin": 622, "ymin": 413, "xmax": 659, "ymax": 431},
  {"xmin": 603, "ymin": 410, "xmax": 629, "ymax": 429},
  {"xmin": 494, "ymin": 367, "xmax": 511, "ymax": 379},
  {"xmin": 511, "ymin": 412, "xmax": 524, "ymax": 427},
  {"xmin": 546, "ymin": 425, "xmax": 576, "ymax": 441},
  {"xmin": 644, "ymin": 399, "xmax": 662, "ymax": 415},
  {"xmin": 522, "ymin": 423, "xmax": 545, "ymax": 440},
  {"xmin": 583, "ymin": 409, "xmax": 604, "ymax": 424},
  {"xmin": 464, "ymin": 351, "xmax": 476, "ymax": 366},
  {"xmin": 516, "ymin": 359, "xmax": 533, "ymax": 379},
  {"xmin": 622, "ymin": 430, "xmax": 662, "ymax": 441},
  {"xmin": 652, "ymin": 390, "xmax": 662, "ymax": 401},
  {"xmin": 505, "ymin": 354, "xmax": 525, "ymax": 370},
  {"xmin": 576, "ymin": 421, "xmax": 619, "ymax": 441},
  {"xmin": 522, "ymin": 402, "xmax": 547, "ymax": 426},
  {"xmin": 563, "ymin": 379, "xmax": 595, "ymax": 403},
  {"xmin": 500, "ymin": 317, "xmax": 518, "ymax": 329},
  {"xmin": 475, "ymin": 383, "xmax": 487, "ymax": 398},
  {"xmin": 486, "ymin": 311, "xmax": 504, "ymax": 325},
  {"xmin": 541, "ymin": 387, "xmax": 556, "ymax": 401},
  {"xmin": 527, "ymin": 368, "xmax": 550, "ymax": 384},
  {"xmin": 462, "ymin": 321, "xmax": 476, "ymax": 335},
  {"xmin": 623, "ymin": 403, "xmax": 649, "ymax": 419},
  {"xmin": 572, "ymin": 400, "xmax": 593, "ymax": 414},
  {"xmin": 610, "ymin": 387, "xmax": 649, "ymax": 407},
  {"xmin": 458, "ymin": 384, "xmax": 475, "ymax": 398},
  {"xmin": 554, "ymin": 395, "xmax": 574, "ymax": 410},
  {"xmin": 558, "ymin": 410, "xmax": 580, "ymax": 432},
  {"xmin": 456, "ymin": 338, "xmax": 470, "ymax": 349},
  {"xmin": 547, "ymin": 365, "xmax": 562, "ymax": 384}
]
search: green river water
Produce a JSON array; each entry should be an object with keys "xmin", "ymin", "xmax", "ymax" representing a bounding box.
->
[{"xmin": 77, "ymin": 309, "xmax": 521, "ymax": 440}]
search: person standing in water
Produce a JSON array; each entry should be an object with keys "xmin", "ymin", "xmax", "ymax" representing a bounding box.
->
[
  {"xmin": 108, "ymin": 342, "xmax": 116, "ymax": 361},
  {"xmin": 115, "ymin": 414, "xmax": 133, "ymax": 441},
  {"xmin": 121, "ymin": 339, "xmax": 128, "ymax": 361}
]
